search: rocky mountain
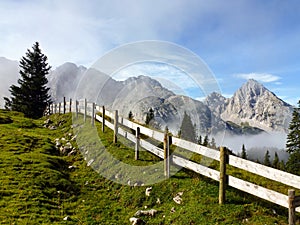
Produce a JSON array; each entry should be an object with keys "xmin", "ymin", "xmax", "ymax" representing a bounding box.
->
[
  {"xmin": 0, "ymin": 59, "xmax": 293, "ymax": 136},
  {"xmin": 220, "ymin": 79, "xmax": 293, "ymax": 133},
  {"xmin": 48, "ymin": 62, "xmax": 86, "ymax": 101},
  {"xmin": 204, "ymin": 92, "xmax": 226, "ymax": 117}
]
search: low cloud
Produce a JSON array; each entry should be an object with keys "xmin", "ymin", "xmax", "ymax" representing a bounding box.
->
[
  {"xmin": 215, "ymin": 131, "xmax": 289, "ymax": 162},
  {"xmin": 236, "ymin": 73, "xmax": 281, "ymax": 83}
]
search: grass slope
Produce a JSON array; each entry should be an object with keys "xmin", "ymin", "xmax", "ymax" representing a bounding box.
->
[{"xmin": 0, "ymin": 110, "xmax": 294, "ymax": 224}]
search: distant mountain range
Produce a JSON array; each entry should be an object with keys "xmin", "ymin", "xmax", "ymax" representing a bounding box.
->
[{"xmin": 0, "ymin": 58, "xmax": 294, "ymax": 137}]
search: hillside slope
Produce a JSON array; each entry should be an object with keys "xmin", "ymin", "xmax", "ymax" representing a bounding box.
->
[{"xmin": 0, "ymin": 110, "xmax": 291, "ymax": 224}]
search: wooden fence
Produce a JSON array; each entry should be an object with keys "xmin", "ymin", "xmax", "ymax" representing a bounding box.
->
[{"xmin": 47, "ymin": 99, "xmax": 300, "ymax": 225}]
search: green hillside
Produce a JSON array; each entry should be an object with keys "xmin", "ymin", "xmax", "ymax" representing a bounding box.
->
[{"xmin": 0, "ymin": 110, "xmax": 293, "ymax": 224}]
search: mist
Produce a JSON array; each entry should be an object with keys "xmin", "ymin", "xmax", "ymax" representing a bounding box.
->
[
  {"xmin": 215, "ymin": 131, "xmax": 289, "ymax": 162},
  {"xmin": 0, "ymin": 57, "xmax": 20, "ymax": 108}
]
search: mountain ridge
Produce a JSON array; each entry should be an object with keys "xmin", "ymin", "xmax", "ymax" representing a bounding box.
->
[{"xmin": 0, "ymin": 58, "xmax": 293, "ymax": 135}]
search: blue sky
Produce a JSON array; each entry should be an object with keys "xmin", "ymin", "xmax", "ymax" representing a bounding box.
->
[{"xmin": 0, "ymin": 0, "xmax": 300, "ymax": 105}]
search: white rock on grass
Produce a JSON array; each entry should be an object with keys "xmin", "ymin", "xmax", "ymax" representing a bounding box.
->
[
  {"xmin": 156, "ymin": 198, "xmax": 161, "ymax": 204},
  {"xmin": 129, "ymin": 217, "xmax": 144, "ymax": 225},
  {"xmin": 135, "ymin": 209, "xmax": 157, "ymax": 217},
  {"xmin": 63, "ymin": 216, "xmax": 71, "ymax": 221},
  {"xmin": 173, "ymin": 195, "xmax": 182, "ymax": 204},
  {"xmin": 173, "ymin": 191, "xmax": 184, "ymax": 204},
  {"xmin": 145, "ymin": 187, "xmax": 152, "ymax": 196}
]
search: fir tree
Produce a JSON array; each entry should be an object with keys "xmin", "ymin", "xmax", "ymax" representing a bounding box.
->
[
  {"xmin": 241, "ymin": 144, "xmax": 247, "ymax": 159},
  {"xmin": 179, "ymin": 111, "xmax": 196, "ymax": 142},
  {"xmin": 286, "ymin": 100, "xmax": 300, "ymax": 154},
  {"xmin": 264, "ymin": 150, "xmax": 271, "ymax": 167},
  {"xmin": 203, "ymin": 135, "xmax": 209, "ymax": 147},
  {"xmin": 279, "ymin": 160, "xmax": 285, "ymax": 171},
  {"xmin": 197, "ymin": 135, "xmax": 202, "ymax": 145},
  {"xmin": 4, "ymin": 42, "xmax": 51, "ymax": 118},
  {"xmin": 273, "ymin": 152, "xmax": 280, "ymax": 169},
  {"xmin": 145, "ymin": 108, "xmax": 154, "ymax": 125},
  {"xmin": 286, "ymin": 153, "xmax": 300, "ymax": 175},
  {"xmin": 128, "ymin": 111, "xmax": 133, "ymax": 120},
  {"xmin": 286, "ymin": 100, "xmax": 300, "ymax": 174}
]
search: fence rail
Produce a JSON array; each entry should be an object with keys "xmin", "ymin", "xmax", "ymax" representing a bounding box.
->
[{"xmin": 47, "ymin": 99, "xmax": 300, "ymax": 225}]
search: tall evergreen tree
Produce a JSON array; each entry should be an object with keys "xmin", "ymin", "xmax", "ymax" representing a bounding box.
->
[
  {"xmin": 286, "ymin": 100, "xmax": 300, "ymax": 174},
  {"xmin": 279, "ymin": 160, "xmax": 286, "ymax": 171},
  {"xmin": 4, "ymin": 42, "xmax": 51, "ymax": 118},
  {"xmin": 264, "ymin": 150, "xmax": 271, "ymax": 167},
  {"xmin": 145, "ymin": 108, "xmax": 154, "ymax": 125},
  {"xmin": 179, "ymin": 111, "xmax": 196, "ymax": 142},
  {"xmin": 241, "ymin": 144, "xmax": 247, "ymax": 159},
  {"xmin": 202, "ymin": 135, "xmax": 209, "ymax": 147},
  {"xmin": 197, "ymin": 135, "xmax": 202, "ymax": 145},
  {"xmin": 286, "ymin": 100, "xmax": 300, "ymax": 154},
  {"xmin": 286, "ymin": 153, "xmax": 300, "ymax": 175},
  {"xmin": 273, "ymin": 152, "xmax": 280, "ymax": 169},
  {"xmin": 128, "ymin": 111, "xmax": 133, "ymax": 120}
]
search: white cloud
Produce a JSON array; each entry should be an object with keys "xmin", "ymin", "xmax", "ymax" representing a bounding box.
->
[
  {"xmin": 0, "ymin": 0, "xmax": 288, "ymax": 68},
  {"xmin": 235, "ymin": 73, "xmax": 281, "ymax": 83},
  {"xmin": 0, "ymin": 0, "xmax": 210, "ymax": 67}
]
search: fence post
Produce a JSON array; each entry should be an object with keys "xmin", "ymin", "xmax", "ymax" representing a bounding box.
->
[
  {"xmin": 113, "ymin": 110, "xmax": 118, "ymax": 143},
  {"xmin": 51, "ymin": 104, "xmax": 54, "ymax": 114},
  {"xmin": 164, "ymin": 127, "xmax": 170, "ymax": 178},
  {"xmin": 54, "ymin": 103, "xmax": 57, "ymax": 114},
  {"xmin": 135, "ymin": 127, "xmax": 140, "ymax": 160},
  {"xmin": 102, "ymin": 106, "xmax": 105, "ymax": 132},
  {"xmin": 84, "ymin": 99, "xmax": 87, "ymax": 122},
  {"xmin": 58, "ymin": 102, "xmax": 61, "ymax": 114},
  {"xmin": 69, "ymin": 98, "xmax": 72, "ymax": 113},
  {"xmin": 219, "ymin": 146, "xmax": 228, "ymax": 204},
  {"xmin": 91, "ymin": 103, "xmax": 95, "ymax": 126},
  {"xmin": 63, "ymin": 97, "xmax": 66, "ymax": 114},
  {"xmin": 289, "ymin": 189, "xmax": 296, "ymax": 225},
  {"xmin": 75, "ymin": 100, "xmax": 78, "ymax": 118}
]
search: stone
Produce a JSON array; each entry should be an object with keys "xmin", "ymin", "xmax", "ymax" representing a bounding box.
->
[
  {"xmin": 63, "ymin": 216, "xmax": 71, "ymax": 221},
  {"xmin": 68, "ymin": 165, "xmax": 77, "ymax": 170},
  {"xmin": 49, "ymin": 126, "xmax": 57, "ymax": 130},
  {"xmin": 65, "ymin": 142, "xmax": 72, "ymax": 150},
  {"xmin": 156, "ymin": 198, "xmax": 161, "ymax": 204},
  {"xmin": 67, "ymin": 149, "xmax": 77, "ymax": 156},
  {"xmin": 129, "ymin": 217, "xmax": 144, "ymax": 225},
  {"xmin": 173, "ymin": 195, "xmax": 182, "ymax": 204},
  {"xmin": 55, "ymin": 140, "xmax": 61, "ymax": 148},
  {"xmin": 145, "ymin": 187, "xmax": 152, "ymax": 196},
  {"xmin": 134, "ymin": 209, "xmax": 157, "ymax": 217}
]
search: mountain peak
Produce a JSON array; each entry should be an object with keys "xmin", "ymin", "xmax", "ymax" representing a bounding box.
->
[
  {"xmin": 237, "ymin": 79, "xmax": 268, "ymax": 98},
  {"xmin": 244, "ymin": 78, "xmax": 265, "ymax": 88},
  {"xmin": 221, "ymin": 79, "xmax": 292, "ymax": 132}
]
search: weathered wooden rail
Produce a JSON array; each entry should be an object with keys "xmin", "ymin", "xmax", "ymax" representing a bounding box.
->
[{"xmin": 47, "ymin": 98, "xmax": 300, "ymax": 225}]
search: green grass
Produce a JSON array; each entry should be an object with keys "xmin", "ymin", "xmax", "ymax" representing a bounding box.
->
[{"xmin": 0, "ymin": 109, "xmax": 296, "ymax": 224}]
